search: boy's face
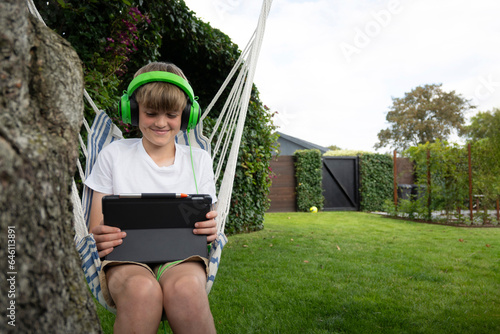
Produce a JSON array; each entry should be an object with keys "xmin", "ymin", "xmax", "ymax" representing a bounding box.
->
[{"xmin": 138, "ymin": 103, "xmax": 182, "ymax": 150}]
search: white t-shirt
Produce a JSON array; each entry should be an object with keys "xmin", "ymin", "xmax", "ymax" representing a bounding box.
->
[{"xmin": 85, "ymin": 138, "xmax": 217, "ymax": 203}]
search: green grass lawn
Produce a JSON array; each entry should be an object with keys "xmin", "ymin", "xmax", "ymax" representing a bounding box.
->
[{"xmin": 96, "ymin": 212, "xmax": 500, "ymax": 333}]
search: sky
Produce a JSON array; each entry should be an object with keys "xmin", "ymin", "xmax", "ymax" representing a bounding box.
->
[{"xmin": 182, "ymin": 0, "xmax": 500, "ymax": 152}]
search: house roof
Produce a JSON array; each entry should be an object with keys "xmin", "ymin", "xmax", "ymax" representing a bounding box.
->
[{"xmin": 275, "ymin": 131, "xmax": 329, "ymax": 155}]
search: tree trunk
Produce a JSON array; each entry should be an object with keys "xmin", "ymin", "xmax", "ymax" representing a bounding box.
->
[{"xmin": 0, "ymin": 1, "xmax": 102, "ymax": 332}]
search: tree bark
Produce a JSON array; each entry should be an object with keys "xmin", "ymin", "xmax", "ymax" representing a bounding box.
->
[{"xmin": 0, "ymin": 1, "xmax": 101, "ymax": 332}]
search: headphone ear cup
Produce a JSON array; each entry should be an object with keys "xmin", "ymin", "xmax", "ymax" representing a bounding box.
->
[
  {"xmin": 119, "ymin": 94, "xmax": 131, "ymax": 124},
  {"xmin": 188, "ymin": 100, "xmax": 201, "ymax": 131},
  {"xmin": 129, "ymin": 97, "xmax": 139, "ymax": 126},
  {"xmin": 181, "ymin": 99, "xmax": 200, "ymax": 132},
  {"xmin": 180, "ymin": 99, "xmax": 192, "ymax": 131}
]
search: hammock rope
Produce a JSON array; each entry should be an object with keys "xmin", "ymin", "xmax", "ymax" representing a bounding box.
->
[{"xmin": 27, "ymin": 0, "xmax": 273, "ymax": 312}]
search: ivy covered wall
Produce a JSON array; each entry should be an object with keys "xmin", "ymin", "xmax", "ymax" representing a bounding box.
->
[
  {"xmin": 294, "ymin": 149, "xmax": 324, "ymax": 212},
  {"xmin": 359, "ymin": 154, "xmax": 394, "ymax": 212}
]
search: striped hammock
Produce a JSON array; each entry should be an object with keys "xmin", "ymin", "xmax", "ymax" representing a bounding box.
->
[{"xmin": 29, "ymin": 0, "xmax": 273, "ymax": 313}]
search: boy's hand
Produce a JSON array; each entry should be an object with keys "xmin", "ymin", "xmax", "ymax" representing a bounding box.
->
[
  {"xmin": 91, "ymin": 224, "xmax": 127, "ymax": 258},
  {"xmin": 194, "ymin": 210, "xmax": 218, "ymax": 243}
]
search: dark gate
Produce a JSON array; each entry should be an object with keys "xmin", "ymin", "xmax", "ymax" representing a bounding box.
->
[{"xmin": 322, "ymin": 157, "xmax": 359, "ymax": 211}]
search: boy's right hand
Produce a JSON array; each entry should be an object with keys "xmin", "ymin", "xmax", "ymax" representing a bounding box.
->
[{"xmin": 91, "ymin": 224, "xmax": 127, "ymax": 258}]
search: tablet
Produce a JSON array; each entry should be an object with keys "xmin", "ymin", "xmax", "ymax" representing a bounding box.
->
[{"xmin": 102, "ymin": 193, "xmax": 211, "ymax": 264}]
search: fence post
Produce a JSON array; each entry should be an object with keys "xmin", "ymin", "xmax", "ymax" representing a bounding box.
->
[
  {"xmin": 427, "ymin": 149, "xmax": 431, "ymax": 219},
  {"xmin": 468, "ymin": 143, "xmax": 473, "ymax": 221},
  {"xmin": 497, "ymin": 198, "xmax": 499, "ymax": 222},
  {"xmin": 393, "ymin": 150, "xmax": 398, "ymax": 207}
]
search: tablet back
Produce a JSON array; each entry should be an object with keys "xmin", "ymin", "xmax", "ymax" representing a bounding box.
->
[{"xmin": 102, "ymin": 194, "xmax": 211, "ymax": 264}]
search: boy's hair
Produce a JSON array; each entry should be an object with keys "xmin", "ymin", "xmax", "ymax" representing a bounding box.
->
[{"xmin": 133, "ymin": 62, "xmax": 188, "ymax": 112}]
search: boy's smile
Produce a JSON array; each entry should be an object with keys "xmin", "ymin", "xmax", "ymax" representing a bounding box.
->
[
  {"xmin": 138, "ymin": 104, "xmax": 182, "ymax": 152},
  {"xmin": 151, "ymin": 128, "xmax": 170, "ymax": 135}
]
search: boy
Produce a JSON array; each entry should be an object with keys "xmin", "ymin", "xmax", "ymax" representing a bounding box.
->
[{"xmin": 85, "ymin": 62, "xmax": 217, "ymax": 333}]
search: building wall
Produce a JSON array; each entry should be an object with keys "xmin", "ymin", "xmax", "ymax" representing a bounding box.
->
[
  {"xmin": 268, "ymin": 156, "xmax": 296, "ymax": 212},
  {"xmin": 277, "ymin": 139, "xmax": 307, "ymax": 156},
  {"xmin": 395, "ymin": 158, "xmax": 415, "ymax": 185}
]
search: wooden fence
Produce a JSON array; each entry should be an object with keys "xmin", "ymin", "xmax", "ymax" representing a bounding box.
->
[
  {"xmin": 268, "ymin": 156, "xmax": 296, "ymax": 212},
  {"xmin": 268, "ymin": 155, "xmax": 415, "ymax": 213},
  {"xmin": 269, "ymin": 149, "xmax": 499, "ymax": 221}
]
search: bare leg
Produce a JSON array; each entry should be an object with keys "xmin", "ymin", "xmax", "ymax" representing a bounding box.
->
[
  {"xmin": 159, "ymin": 262, "xmax": 216, "ymax": 334},
  {"xmin": 107, "ymin": 264, "xmax": 163, "ymax": 334}
]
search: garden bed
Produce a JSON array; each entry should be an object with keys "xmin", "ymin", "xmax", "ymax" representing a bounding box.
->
[{"xmin": 373, "ymin": 211, "xmax": 500, "ymax": 227}]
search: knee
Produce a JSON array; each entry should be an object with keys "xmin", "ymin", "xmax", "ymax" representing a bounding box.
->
[
  {"xmin": 114, "ymin": 274, "xmax": 162, "ymax": 307},
  {"xmin": 164, "ymin": 274, "xmax": 206, "ymax": 305}
]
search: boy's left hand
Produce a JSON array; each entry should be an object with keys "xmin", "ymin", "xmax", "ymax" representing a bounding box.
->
[{"xmin": 194, "ymin": 210, "xmax": 218, "ymax": 243}]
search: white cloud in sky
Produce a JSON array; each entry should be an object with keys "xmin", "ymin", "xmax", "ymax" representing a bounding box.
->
[{"xmin": 183, "ymin": 0, "xmax": 500, "ymax": 152}]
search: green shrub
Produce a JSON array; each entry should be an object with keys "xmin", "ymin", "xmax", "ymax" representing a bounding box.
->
[
  {"xmin": 294, "ymin": 149, "xmax": 324, "ymax": 212},
  {"xmin": 359, "ymin": 153, "xmax": 393, "ymax": 212},
  {"xmin": 405, "ymin": 140, "xmax": 469, "ymax": 220},
  {"xmin": 382, "ymin": 198, "xmax": 398, "ymax": 216},
  {"xmin": 323, "ymin": 149, "xmax": 372, "ymax": 156},
  {"xmin": 471, "ymin": 139, "xmax": 500, "ymax": 209}
]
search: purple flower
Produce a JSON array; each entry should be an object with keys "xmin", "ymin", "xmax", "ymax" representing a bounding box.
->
[{"xmin": 129, "ymin": 7, "xmax": 141, "ymax": 15}]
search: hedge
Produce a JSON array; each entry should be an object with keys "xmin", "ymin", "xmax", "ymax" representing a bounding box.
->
[
  {"xmin": 294, "ymin": 149, "xmax": 324, "ymax": 212},
  {"xmin": 359, "ymin": 153, "xmax": 394, "ymax": 212}
]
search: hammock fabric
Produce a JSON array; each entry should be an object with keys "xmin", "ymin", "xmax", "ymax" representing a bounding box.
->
[
  {"xmin": 74, "ymin": 111, "xmax": 230, "ymax": 313},
  {"xmin": 29, "ymin": 0, "xmax": 273, "ymax": 313}
]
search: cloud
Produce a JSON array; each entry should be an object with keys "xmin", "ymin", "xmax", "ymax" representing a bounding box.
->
[{"xmin": 184, "ymin": 0, "xmax": 500, "ymax": 151}]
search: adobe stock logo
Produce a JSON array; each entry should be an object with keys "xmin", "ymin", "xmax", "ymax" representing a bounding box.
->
[
  {"xmin": 273, "ymin": 106, "xmax": 297, "ymax": 127},
  {"xmin": 474, "ymin": 74, "xmax": 500, "ymax": 101},
  {"xmin": 339, "ymin": 0, "xmax": 403, "ymax": 63},
  {"xmin": 212, "ymin": 0, "xmax": 242, "ymax": 20}
]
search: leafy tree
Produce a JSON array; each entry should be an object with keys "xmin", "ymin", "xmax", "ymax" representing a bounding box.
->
[
  {"xmin": 375, "ymin": 84, "xmax": 475, "ymax": 151},
  {"xmin": 461, "ymin": 108, "xmax": 500, "ymax": 142},
  {"xmin": 463, "ymin": 109, "xmax": 500, "ymax": 214},
  {"xmin": 471, "ymin": 139, "xmax": 500, "ymax": 219},
  {"xmin": 327, "ymin": 145, "xmax": 342, "ymax": 151},
  {"xmin": 323, "ymin": 149, "xmax": 372, "ymax": 156},
  {"xmin": 404, "ymin": 141, "xmax": 469, "ymax": 220}
]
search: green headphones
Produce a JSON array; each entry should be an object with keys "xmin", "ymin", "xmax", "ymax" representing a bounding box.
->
[{"xmin": 118, "ymin": 71, "xmax": 200, "ymax": 131}]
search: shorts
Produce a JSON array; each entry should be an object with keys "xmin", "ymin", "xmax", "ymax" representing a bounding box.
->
[{"xmin": 99, "ymin": 255, "xmax": 209, "ymax": 308}]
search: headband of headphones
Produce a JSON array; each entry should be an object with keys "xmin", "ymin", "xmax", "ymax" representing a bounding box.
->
[{"xmin": 118, "ymin": 71, "xmax": 200, "ymax": 131}]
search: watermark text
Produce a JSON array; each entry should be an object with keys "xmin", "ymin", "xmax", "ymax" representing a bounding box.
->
[
  {"xmin": 340, "ymin": 0, "xmax": 403, "ymax": 63},
  {"xmin": 6, "ymin": 226, "xmax": 16, "ymax": 327},
  {"xmin": 475, "ymin": 74, "xmax": 500, "ymax": 101},
  {"xmin": 213, "ymin": 0, "xmax": 242, "ymax": 20}
]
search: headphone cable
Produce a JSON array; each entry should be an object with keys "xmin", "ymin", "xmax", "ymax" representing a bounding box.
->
[{"xmin": 186, "ymin": 130, "xmax": 199, "ymax": 194}]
